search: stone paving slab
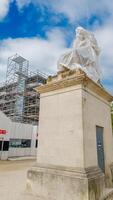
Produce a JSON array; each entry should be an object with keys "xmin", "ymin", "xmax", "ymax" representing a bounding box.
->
[{"xmin": 0, "ymin": 160, "xmax": 36, "ymax": 200}]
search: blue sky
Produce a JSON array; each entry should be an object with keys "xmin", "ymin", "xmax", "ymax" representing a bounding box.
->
[{"xmin": 0, "ymin": 0, "xmax": 113, "ymax": 93}]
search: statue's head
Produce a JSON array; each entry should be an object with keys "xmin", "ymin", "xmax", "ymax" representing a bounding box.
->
[{"xmin": 76, "ymin": 27, "xmax": 88, "ymax": 40}]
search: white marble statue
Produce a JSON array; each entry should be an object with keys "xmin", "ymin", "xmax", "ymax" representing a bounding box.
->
[{"xmin": 57, "ymin": 27, "xmax": 101, "ymax": 82}]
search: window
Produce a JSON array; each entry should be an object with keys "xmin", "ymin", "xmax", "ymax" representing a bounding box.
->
[
  {"xmin": 35, "ymin": 140, "xmax": 38, "ymax": 148},
  {"xmin": 21, "ymin": 139, "xmax": 31, "ymax": 148},
  {"xmin": 0, "ymin": 141, "xmax": 9, "ymax": 151},
  {"xmin": 9, "ymin": 139, "xmax": 21, "ymax": 148},
  {"xmin": 0, "ymin": 141, "xmax": 2, "ymax": 151},
  {"xmin": 9, "ymin": 139, "xmax": 31, "ymax": 148},
  {"xmin": 3, "ymin": 141, "xmax": 9, "ymax": 151}
]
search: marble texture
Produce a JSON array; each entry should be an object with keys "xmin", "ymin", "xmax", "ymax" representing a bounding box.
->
[{"xmin": 57, "ymin": 27, "xmax": 101, "ymax": 82}]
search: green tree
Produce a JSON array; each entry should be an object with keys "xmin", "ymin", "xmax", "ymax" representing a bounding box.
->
[{"xmin": 111, "ymin": 103, "xmax": 113, "ymax": 132}]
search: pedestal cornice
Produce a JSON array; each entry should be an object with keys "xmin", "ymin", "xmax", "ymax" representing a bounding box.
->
[{"xmin": 35, "ymin": 68, "xmax": 113, "ymax": 102}]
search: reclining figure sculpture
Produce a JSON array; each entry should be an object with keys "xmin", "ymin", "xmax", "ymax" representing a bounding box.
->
[{"xmin": 57, "ymin": 27, "xmax": 101, "ymax": 82}]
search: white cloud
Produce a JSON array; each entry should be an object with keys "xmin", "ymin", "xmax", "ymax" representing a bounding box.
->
[
  {"xmin": 0, "ymin": 29, "xmax": 67, "ymax": 83},
  {"xmin": 95, "ymin": 25, "xmax": 113, "ymax": 82},
  {"xmin": 0, "ymin": 0, "xmax": 113, "ymax": 93},
  {"xmin": 15, "ymin": 0, "xmax": 113, "ymax": 23},
  {"xmin": 0, "ymin": 0, "xmax": 10, "ymax": 21},
  {"xmin": 0, "ymin": 23, "xmax": 113, "ymax": 93},
  {"xmin": 15, "ymin": 0, "xmax": 31, "ymax": 9}
]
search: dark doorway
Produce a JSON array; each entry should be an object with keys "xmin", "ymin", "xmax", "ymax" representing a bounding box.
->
[{"xmin": 96, "ymin": 126, "xmax": 105, "ymax": 173}]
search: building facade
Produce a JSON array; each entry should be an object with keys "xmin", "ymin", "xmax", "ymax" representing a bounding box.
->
[
  {"xmin": 0, "ymin": 54, "xmax": 46, "ymax": 125},
  {"xmin": 0, "ymin": 110, "xmax": 38, "ymax": 160},
  {"xmin": 0, "ymin": 54, "xmax": 47, "ymax": 159},
  {"xmin": 0, "ymin": 54, "xmax": 47, "ymax": 125}
]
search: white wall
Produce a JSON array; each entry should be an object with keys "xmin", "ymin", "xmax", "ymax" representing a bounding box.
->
[
  {"xmin": 0, "ymin": 111, "xmax": 11, "ymax": 141},
  {"xmin": 0, "ymin": 111, "xmax": 11, "ymax": 160},
  {"xmin": 8, "ymin": 123, "xmax": 37, "ymax": 158},
  {"xmin": 0, "ymin": 110, "xmax": 38, "ymax": 159},
  {"xmin": 37, "ymin": 85, "xmax": 84, "ymax": 168}
]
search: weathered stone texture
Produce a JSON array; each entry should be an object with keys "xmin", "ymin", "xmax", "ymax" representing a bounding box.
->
[{"xmin": 27, "ymin": 69, "xmax": 113, "ymax": 200}]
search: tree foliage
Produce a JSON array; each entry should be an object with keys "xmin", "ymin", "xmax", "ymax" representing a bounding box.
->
[{"xmin": 111, "ymin": 103, "xmax": 113, "ymax": 132}]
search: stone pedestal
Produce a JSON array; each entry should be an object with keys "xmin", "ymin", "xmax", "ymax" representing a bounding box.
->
[{"xmin": 27, "ymin": 69, "xmax": 113, "ymax": 200}]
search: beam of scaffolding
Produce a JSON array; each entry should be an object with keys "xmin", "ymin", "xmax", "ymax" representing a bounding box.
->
[{"xmin": 0, "ymin": 54, "xmax": 46, "ymax": 125}]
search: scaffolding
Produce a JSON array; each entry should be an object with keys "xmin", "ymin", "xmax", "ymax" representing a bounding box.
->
[{"xmin": 0, "ymin": 54, "xmax": 46, "ymax": 125}]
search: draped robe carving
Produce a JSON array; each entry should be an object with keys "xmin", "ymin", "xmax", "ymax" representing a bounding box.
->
[{"xmin": 57, "ymin": 27, "xmax": 101, "ymax": 82}]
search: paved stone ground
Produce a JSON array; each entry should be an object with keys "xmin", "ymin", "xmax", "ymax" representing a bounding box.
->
[{"xmin": 0, "ymin": 159, "xmax": 38, "ymax": 200}]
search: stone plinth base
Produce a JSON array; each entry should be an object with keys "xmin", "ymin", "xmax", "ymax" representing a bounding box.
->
[
  {"xmin": 29, "ymin": 68, "xmax": 113, "ymax": 200},
  {"xmin": 109, "ymin": 163, "xmax": 113, "ymax": 187},
  {"xmin": 27, "ymin": 164, "xmax": 105, "ymax": 200},
  {"xmin": 101, "ymin": 189, "xmax": 113, "ymax": 200}
]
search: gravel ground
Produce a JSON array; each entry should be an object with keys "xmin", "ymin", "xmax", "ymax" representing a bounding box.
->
[{"xmin": 0, "ymin": 159, "xmax": 38, "ymax": 200}]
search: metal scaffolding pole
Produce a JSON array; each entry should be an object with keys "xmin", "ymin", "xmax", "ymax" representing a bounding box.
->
[
  {"xmin": 3, "ymin": 54, "xmax": 29, "ymax": 122},
  {"xmin": 0, "ymin": 54, "xmax": 47, "ymax": 125}
]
